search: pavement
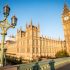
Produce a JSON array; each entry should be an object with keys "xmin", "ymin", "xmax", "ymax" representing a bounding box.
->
[
  {"xmin": 56, "ymin": 63, "xmax": 70, "ymax": 70},
  {"xmin": 0, "ymin": 65, "xmax": 18, "ymax": 70}
]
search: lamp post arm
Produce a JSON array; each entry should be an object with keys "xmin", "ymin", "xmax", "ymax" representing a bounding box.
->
[
  {"xmin": 5, "ymin": 24, "xmax": 15, "ymax": 33},
  {"xmin": 6, "ymin": 21, "xmax": 15, "ymax": 29},
  {"xmin": 0, "ymin": 17, "xmax": 7, "ymax": 30},
  {"xmin": 0, "ymin": 18, "xmax": 15, "ymax": 35},
  {"xmin": 0, "ymin": 17, "xmax": 7, "ymax": 23},
  {"xmin": 0, "ymin": 23, "xmax": 3, "ymax": 27}
]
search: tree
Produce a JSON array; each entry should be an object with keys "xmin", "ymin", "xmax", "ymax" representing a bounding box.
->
[
  {"xmin": 6, "ymin": 56, "xmax": 23, "ymax": 65},
  {"xmin": 55, "ymin": 50, "xmax": 69, "ymax": 58}
]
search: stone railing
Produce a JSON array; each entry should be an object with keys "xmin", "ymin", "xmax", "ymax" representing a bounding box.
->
[
  {"xmin": 18, "ymin": 57, "xmax": 70, "ymax": 70},
  {"xmin": 1, "ymin": 57, "xmax": 70, "ymax": 70}
]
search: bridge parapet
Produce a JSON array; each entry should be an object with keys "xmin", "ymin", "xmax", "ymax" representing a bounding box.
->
[
  {"xmin": 18, "ymin": 57, "xmax": 70, "ymax": 70},
  {"xmin": 1, "ymin": 57, "xmax": 70, "ymax": 70}
]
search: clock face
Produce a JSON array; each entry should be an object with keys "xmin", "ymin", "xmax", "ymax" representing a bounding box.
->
[{"xmin": 64, "ymin": 16, "xmax": 69, "ymax": 21}]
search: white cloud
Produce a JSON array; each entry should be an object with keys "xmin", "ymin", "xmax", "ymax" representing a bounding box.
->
[
  {"xmin": 5, "ymin": 36, "xmax": 16, "ymax": 41},
  {"xmin": 5, "ymin": 36, "xmax": 10, "ymax": 41}
]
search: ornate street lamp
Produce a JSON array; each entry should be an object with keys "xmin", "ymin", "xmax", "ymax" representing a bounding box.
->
[
  {"xmin": 0, "ymin": 5, "xmax": 17, "ymax": 66},
  {"xmin": 11, "ymin": 15, "xmax": 17, "ymax": 26},
  {"xmin": 3, "ymin": 5, "xmax": 10, "ymax": 18}
]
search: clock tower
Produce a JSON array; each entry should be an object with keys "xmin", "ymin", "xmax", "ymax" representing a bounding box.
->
[{"xmin": 62, "ymin": 3, "xmax": 70, "ymax": 55}]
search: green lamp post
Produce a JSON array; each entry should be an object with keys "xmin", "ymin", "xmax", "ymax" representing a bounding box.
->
[{"xmin": 0, "ymin": 5, "xmax": 17, "ymax": 67}]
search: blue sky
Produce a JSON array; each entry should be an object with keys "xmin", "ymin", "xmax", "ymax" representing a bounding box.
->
[{"xmin": 0, "ymin": 0, "xmax": 70, "ymax": 42}]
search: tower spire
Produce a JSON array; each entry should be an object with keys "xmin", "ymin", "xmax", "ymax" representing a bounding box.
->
[
  {"xmin": 63, "ymin": 1, "xmax": 69, "ymax": 15},
  {"xmin": 64, "ymin": 0, "xmax": 66, "ymax": 4},
  {"xmin": 30, "ymin": 19, "xmax": 32, "ymax": 26},
  {"xmin": 38, "ymin": 23, "xmax": 40, "ymax": 28},
  {"xmin": 38, "ymin": 22, "xmax": 40, "ymax": 32},
  {"xmin": 20, "ymin": 26, "xmax": 22, "ymax": 31},
  {"xmin": 26, "ymin": 21, "xmax": 28, "ymax": 28}
]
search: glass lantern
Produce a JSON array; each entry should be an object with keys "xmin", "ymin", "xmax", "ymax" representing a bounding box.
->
[
  {"xmin": 11, "ymin": 15, "xmax": 17, "ymax": 26},
  {"xmin": 3, "ymin": 5, "xmax": 10, "ymax": 17}
]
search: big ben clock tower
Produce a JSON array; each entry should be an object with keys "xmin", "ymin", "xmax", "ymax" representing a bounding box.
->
[{"xmin": 62, "ymin": 3, "xmax": 70, "ymax": 55}]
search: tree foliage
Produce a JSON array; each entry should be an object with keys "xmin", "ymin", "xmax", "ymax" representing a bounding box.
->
[
  {"xmin": 6, "ymin": 56, "xmax": 22, "ymax": 65},
  {"xmin": 55, "ymin": 50, "xmax": 69, "ymax": 58}
]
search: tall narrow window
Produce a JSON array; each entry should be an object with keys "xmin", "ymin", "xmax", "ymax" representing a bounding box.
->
[
  {"xmin": 33, "ymin": 40, "xmax": 36, "ymax": 46},
  {"xmin": 32, "ymin": 47, "xmax": 35, "ymax": 53},
  {"xmin": 36, "ymin": 39, "xmax": 38, "ymax": 45},
  {"xmin": 36, "ymin": 47, "xmax": 38, "ymax": 53},
  {"xmin": 27, "ymin": 39, "xmax": 29, "ymax": 45},
  {"xmin": 27, "ymin": 47, "xmax": 30, "ymax": 53}
]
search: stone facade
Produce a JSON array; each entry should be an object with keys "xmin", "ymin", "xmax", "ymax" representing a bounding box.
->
[{"xmin": 6, "ymin": 21, "xmax": 65, "ymax": 61}]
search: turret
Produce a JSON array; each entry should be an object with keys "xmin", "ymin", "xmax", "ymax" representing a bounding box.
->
[
  {"xmin": 30, "ymin": 19, "xmax": 32, "ymax": 26},
  {"xmin": 26, "ymin": 22, "xmax": 28, "ymax": 28},
  {"xmin": 38, "ymin": 23, "xmax": 40, "ymax": 32},
  {"xmin": 62, "ymin": 3, "xmax": 70, "ymax": 23},
  {"xmin": 62, "ymin": 3, "xmax": 69, "ymax": 15}
]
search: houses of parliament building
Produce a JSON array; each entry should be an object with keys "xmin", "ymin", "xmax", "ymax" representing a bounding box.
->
[{"xmin": 3, "ymin": 3, "xmax": 70, "ymax": 61}]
